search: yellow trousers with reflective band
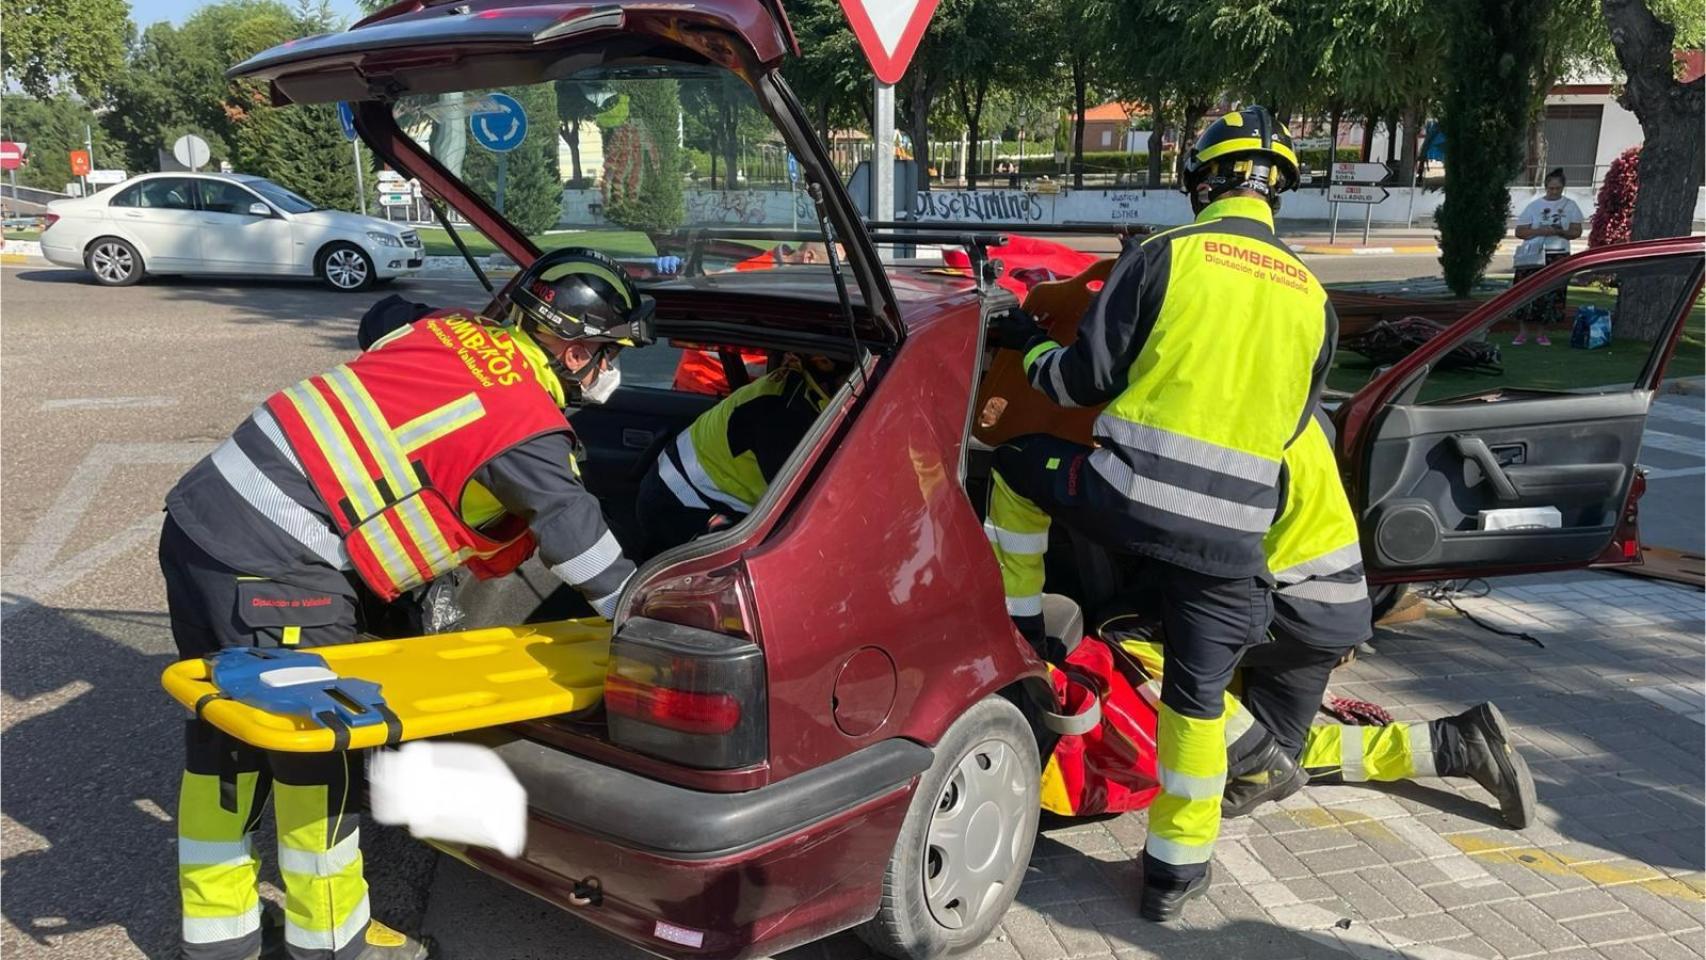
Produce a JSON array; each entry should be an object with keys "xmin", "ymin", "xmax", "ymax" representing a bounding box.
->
[
  {"xmin": 1124, "ymin": 637, "xmax": 1438, "ymax": 783},
  {"xmin": 1301, "ymin": 722, "xmax": 1437, "ymax": 782},
  {"xmin": 180, "ymin": 723, "xmax": 371, "ymax": 960},
  {"xmin": 986, "ymin": 471, "xmax": 1051, "ymax": 619}
]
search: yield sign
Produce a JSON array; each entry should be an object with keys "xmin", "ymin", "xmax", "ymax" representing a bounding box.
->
[{"xmin": 839, "ymin": 0, "xmax": 940, "ymax": 85}]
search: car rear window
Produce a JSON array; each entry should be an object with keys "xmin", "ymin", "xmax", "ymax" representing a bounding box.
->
[{"xmin": 112, "ymin": 178, "xmax": 196, "ymax": 210}]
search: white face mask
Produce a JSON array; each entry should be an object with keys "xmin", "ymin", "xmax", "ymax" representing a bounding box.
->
[{"xmin": 579, "ymin": 361, "xmax": 621, "ymax": 405}]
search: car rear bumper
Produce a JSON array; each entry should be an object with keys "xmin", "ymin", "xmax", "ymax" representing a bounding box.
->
[
  {"xmin": 39, "ymin": 239, "xmax": 80, "ymax": 267},
  {"xmin": 448, "ymin": 733, "xmax": 931, "ymax": 959}
]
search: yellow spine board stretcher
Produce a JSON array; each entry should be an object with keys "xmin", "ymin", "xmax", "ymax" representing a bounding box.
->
[{"xmin": 161, "ymin": 619, "xmax": 610, "ymax": 753}]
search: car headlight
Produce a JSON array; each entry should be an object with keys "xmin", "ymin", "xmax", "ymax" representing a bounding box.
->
[{"xmin": 367, "ymin": 231, "xmax": 403, "ymax": 247}]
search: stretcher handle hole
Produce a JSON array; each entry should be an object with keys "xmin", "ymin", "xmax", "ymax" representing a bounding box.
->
[{"xmin": 324, "ymin": 687, "xmax": 372, "ymax": 716}]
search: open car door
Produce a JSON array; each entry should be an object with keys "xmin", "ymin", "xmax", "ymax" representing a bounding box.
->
[{"xmin": 1337, "ymin": 236, "xmax": 1704, "ymax": 584}]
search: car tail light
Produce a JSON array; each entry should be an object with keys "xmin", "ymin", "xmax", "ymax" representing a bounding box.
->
[
  {"xmin": 605, "ymin": 565, "xmax": 765, "ymax": 769},
  {"xmin": 40, "ymin": 214, "xmax": 59, "ymax": 231}
]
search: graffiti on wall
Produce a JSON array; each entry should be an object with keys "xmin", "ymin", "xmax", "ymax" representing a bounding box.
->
[
  {"xmin": 912, "ymin": 190, "xmax": 1046, "ymax": 222},
  {"xmin": 683, "ymin": 189, "xmax": 812, "ymax": 225}
]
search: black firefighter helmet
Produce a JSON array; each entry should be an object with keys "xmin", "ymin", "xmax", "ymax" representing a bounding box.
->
[{"xmin": 505, "ymin": 247, "xmax": 656, "ymax": 347}]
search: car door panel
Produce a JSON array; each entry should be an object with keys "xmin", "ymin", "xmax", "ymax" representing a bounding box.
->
[
  {"xmin": 1340, "ymin": 239, "xmax": 1704, "ymax": 582},
  {"xmin": 1360, "ymin": 391, "xmax": 1648, "ymax": 571},
  {"xmin": 194, "ymin": 180, "xmax": 297, "ymax": 273},
  {"xmin": 109, "ymin": 178, "xmax": 202, "ymax": 268}
]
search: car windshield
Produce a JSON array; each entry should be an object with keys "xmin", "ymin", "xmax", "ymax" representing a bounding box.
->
[
  {"xmin": 393, "ymin": 64, "xmax": 827, "ymax": 283},
  {"xmin": 249, "ymin": 179, "xmax": 318, "ymax": 213}
]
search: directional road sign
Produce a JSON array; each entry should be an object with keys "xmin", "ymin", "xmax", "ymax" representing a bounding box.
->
[
  {"xmin": 337, "ymin": 102, "xmax": 358, "ymax": 142},
  {"xmin": 0, "ymin": 141, "xmax": 23, "ymax": 171},
  {"xmin": 1330, "ymin": 161, "xmax": 1391, "ymax": 184},
  {"xmin": 838, "ymin": 0, "xmax": 941, "ymax": 84},
  {"xmin": 379, "ymin": 191, "xmax": 412, "ymax": 207},
  {"xmin": 1329, "ymin": 183, "xmax": 1390, "ymax": 204},
  {"xmin": 88, "ymin": 169, "xmax": 127, "ymax": 186},
  {"xmin": 469, "ymin": 93, "xmax": 528, "ymax": 153}
]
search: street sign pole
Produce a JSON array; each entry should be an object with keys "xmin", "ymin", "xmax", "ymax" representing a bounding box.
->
[
  {"xmin": 1363, "ymin": 197, "xmax": 1374, "ymax": 245},
  {"xmin": 496, "ymin": 154, "xmax": 508, "ymax": 215},
  {"xmin": 1329, "ymin": 197, "xmax": 1340, "ymax": 244},
  {"xmin": 353, "ymin": 139, "xmax": 368, "ymax": 215},
  {"xmin": 872, "ymin": 79, "xmax": 894, "ymax": 255}
]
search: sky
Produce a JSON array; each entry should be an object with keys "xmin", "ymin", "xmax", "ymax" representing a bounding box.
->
[{"xmin": 128, "ymin": 0, "xmax": 365, "ymax": 29}]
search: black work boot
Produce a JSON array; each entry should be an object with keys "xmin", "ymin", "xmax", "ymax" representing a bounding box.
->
[
  {"xmin": 1138, "ymin": 862, "xmax": 1212, "ymax": 922},
  {"xmin": 1433, "ymin": 703, "xmax": 1536, "ymax": 829},
  {"xmin": 1222, "ymin": 734, "xmax": 1309, "ymax": 819}
]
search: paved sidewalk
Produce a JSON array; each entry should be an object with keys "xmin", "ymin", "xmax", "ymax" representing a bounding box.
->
[{"xmin": 423, "ymin": 569, "xmax": 1706, "ymax": 960}]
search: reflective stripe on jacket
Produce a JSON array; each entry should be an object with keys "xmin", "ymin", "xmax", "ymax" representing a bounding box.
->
[
  {"xmin": 1265, "ymin": 412, "xmax": 1372, "ymax": 648},
  {"xmin": 263, "ymin": 311, "xmax": 570, "ymax": 600},
  {"xmin": 1022, "ymin": 196, "xmax": 1336, "ymax": 577},
  {"xmin": 658, "ymin": 365, "xmax": 829, "ymax": 515}
]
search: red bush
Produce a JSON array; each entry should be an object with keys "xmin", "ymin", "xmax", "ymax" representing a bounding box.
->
[{"xmin": 1589, "ymin": 146, "xmax": 1641, "ymax": 247}]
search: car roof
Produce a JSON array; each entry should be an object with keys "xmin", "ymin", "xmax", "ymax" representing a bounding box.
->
[{"xmin": 126, "ymin": 172, "xmax": 265, "ymax": 183}]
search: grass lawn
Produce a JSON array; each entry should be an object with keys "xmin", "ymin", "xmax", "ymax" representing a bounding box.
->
[
  {"xmin": 3, "ymin": 228, "xmax": 41, "ymax": 241},
  {"xmin": 1329, "ymin": 283, "xmax": 1705, "ymax": 402},
  {"xmin": 415, "ymin": 226, "xmax": 657, "ymax": 259}
]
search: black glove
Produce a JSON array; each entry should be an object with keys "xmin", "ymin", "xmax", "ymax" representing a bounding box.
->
[{"xmin": 991, "ymin": 306, "xmax": 1047, "ymax": 353}]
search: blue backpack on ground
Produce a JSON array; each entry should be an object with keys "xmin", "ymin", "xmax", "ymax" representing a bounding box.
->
[{"xmin": 1571, "ymin": 306, "xmax": 1613, "ymax": 350}]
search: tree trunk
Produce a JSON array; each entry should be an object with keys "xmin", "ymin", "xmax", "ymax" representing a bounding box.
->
[
  {"xmin": 1397, "ymin": 101, "xmax": 1421, "ymax": 187},
  {"xmin": 1147, "ymin": 90, "xmax": 1166, "ymax": 188},
  {"xmin": 1359, "ymin": 109, "xmax": 1376, "ymax": 162},
  {"xmin": 1179, "ymin": 99, "xmax": 1209, "ymax": 183},
  {"xmin": 1602, "ymin": 0, "xmax": 1705, "ymax": 340},
  {"xmin": 720, "ymin": 79, "xmax": 739, "ymax": 191},
  {"xmin": 817, "ymin": 100, "xmax": 831, "ymax": 147},
  {"xmin": 561, "ymin": 122, "xmax": 584, "ymax": 183},
  {"xmin": 1384, "ymin": 111, "xmax": 1400, "ymax": 165},
  {"xmin": 905, "ymin": 72, "xmax": 936, "ymax": 196},
  {"xmin": 1071, "ymin": 57, "xmax": 1088, "ymax": 190}
]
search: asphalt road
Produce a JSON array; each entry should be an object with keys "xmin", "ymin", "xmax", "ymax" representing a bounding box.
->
[{"xmin": 0, "ymin": 251, "xmax": 1688, "ymax": 960}]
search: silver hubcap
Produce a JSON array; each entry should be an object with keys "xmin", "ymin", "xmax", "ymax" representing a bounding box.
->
[
  {"xmin": 91, "ymin": 243, "xmax": 133, "ymax": 282},
  {"xmin": 923, "ymin": 739, "xmax": 1030, "ymax": 930},
  {"xmin": 325, "ymin": 249, "xmax": 369, "ymax": 288}
]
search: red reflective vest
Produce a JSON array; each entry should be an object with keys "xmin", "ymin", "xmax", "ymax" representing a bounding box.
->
[{"xmin": 264, "ymin": 310, "xmax": 570, "ymax": 600}]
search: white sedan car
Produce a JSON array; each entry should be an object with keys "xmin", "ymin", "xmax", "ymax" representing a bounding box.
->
[{"xmin": 40, "ymin": 172, "xmax": 423, "ymax": 291}]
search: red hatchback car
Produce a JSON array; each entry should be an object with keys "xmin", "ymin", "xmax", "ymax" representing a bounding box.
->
[{"xmin": 229, "ymin": 3, "xmax": 1703, "ymax": 958}]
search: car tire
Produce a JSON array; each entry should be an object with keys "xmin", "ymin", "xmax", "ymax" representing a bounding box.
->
[
  {"xmin": 318, "ymin": 242, "xmax": 374, "ymax": 292},
  {"xmin": 1370, "ymin": 583, "xmax": 1409, "ymax": 623},
  {"xmin": 86, "ymin": 237, "xmax": 143, "ymax": 286},
  {"xmin": 856, "ymin": 695, "xmax": 1040, "ymax": 960}
]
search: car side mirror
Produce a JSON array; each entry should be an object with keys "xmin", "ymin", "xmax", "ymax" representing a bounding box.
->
[{"xmin": 248, "ymin": 202, "xmax": 272, "ymax": 217}]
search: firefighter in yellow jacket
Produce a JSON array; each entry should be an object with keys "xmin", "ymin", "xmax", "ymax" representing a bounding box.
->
[
  {"xmin": 987, "ymin": 107, "xmax": 1333, "ymax": 920},
  {"xmin": 1110, "ymin": 415, "xmax": 1536, "ymax": 830}
]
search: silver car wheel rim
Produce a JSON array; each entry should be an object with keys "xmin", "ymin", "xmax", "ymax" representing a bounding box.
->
[
  {"xmin": 923, "ymin": 739, "xmax": 1030, "ymax": 930},
  {"xmin": 91, "ymin": 243, "xmax": 133, "ymax": 282},
  {"xmin": 325, "ymin": 249, "xmax": 368, "ymax": 288}
]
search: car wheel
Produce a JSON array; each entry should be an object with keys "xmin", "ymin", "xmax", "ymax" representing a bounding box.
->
[
  {"xmin": 857, "ymin": 695, "xmax": 1040, "ymax": 960},
  {"xmin": 86, "ymin": 237, "xmax": 143, "ymax": 286},
  {"xmin": 319, "ymin": 243, "xmax": 374, "ymax": 292}
]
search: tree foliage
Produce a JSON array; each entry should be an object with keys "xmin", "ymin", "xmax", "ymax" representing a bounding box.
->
[
  {"xmin": 1, "ymin": 0, "xmax": 131, "ymax": 101},
  {"xmin": 463, "ymin": 84, "xmax": 564, "ymax": 236},
  {"xmin": 0, "ymin": 95, "xmax": 117, "ymax": 189},
  {"xmin": 601, "ymin": 78, "xmax": 685, "ymax": 234},
  {"xmin": 1433, "ymin": 0, "xmax": 1552, "ymax": 296},
  {"xmin": 101, "ymin": 0, "xmax": 298, "ymax": 173}
]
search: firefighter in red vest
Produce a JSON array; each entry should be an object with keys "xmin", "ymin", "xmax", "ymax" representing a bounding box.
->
[{"xmin": 159, "ymin": 248, "xmax": 651, "ymax": 960}]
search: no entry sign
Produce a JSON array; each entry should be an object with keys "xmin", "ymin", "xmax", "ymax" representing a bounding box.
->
[
  {"xmin": 0, "ymin": 142, "xmax": 23, "ymax": 171},
  {"xmin": 838, "ymin": 0, "xmax": 940, "ymax": 85}
]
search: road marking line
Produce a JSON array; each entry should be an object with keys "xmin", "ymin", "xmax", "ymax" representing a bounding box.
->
[
  {"xmin": 40, "ymin": 396, "xmax": 180, "ymax": 411},
  {"xmin": 0, "ymin": 442, "xmax": 211, "ymax": 602},
  {"xmin": 1642, "ymin": 465, "xmax": 1706, "ymax": 481},
  {"xmin": 1448, "ymin": 835, "xmax": 1703, "ymax": 902},
  {"xmin": 1640, "ymin": 431, "xmax": 1705, "ymax": 458},
  {"xmin": 1648, "ymin": 402, "xmax": 1706, "ymax": 427}
]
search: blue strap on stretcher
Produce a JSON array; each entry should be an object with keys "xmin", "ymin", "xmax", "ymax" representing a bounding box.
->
[{"xmin": 203, "ymin": 647, "xmax": 402, "ymax": 750}]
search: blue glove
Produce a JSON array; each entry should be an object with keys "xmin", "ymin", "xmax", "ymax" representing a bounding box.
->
[{"xmin": 653, "ymin": 255, "xmax": 683, "ymax": 275}]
